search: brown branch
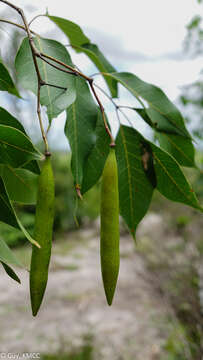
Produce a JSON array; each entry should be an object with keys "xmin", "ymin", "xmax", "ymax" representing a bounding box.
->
[
  {"xmin": 88, "ymin": 80, "xmax": 115, "ymax": 146},
  {"xmin": 0, "ymin": 18, "xmax": 38, "ymax": 35},
  {"xmin": 40, "ymin": 80, "xmax": 67, "ymax": 91},
  {"xmin": 39, "ymin": 53, "xmax": 115, "ymax": 145},
  {"xmin": 0, "ymin": 0, "xmax": 115, "ymax": 147},
  {"xmin": 38, "ymin": 55, "xmax": 78, "ymax": 76},
  {"xmin": 39, "ymin": 52, "xmax": 91, "ymax": 82},
  {"xmin": 0, "ymin": 0, "xmax": 49, "ymax": 153}
]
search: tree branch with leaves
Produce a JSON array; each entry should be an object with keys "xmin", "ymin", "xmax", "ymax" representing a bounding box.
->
[{"xmin": 0, "ymin": 0, "xmax": 202, "ymax": 315}]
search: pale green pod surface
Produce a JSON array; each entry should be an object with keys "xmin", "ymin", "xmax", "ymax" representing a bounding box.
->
[
  {"xmin": 100, "ymin": 147, "xmax": 120, "ymax": 305},
  {"xmin": 30, "ymin": 156, "xmax": 55, "ymax": 316}
]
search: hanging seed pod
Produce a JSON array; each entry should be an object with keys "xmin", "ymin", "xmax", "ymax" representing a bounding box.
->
[
  {"xmin": 30, "ymin": 155, "xmax": 55, "ymax": 316},
  {"xmin": 100, "ymin": 147, "xmax": 120, "ymax": 305}
]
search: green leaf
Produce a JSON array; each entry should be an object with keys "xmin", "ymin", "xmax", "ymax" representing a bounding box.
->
[
  {"xmin": 0, "ymin": 108, "xmax": 40, "ymax": 172},
  {"xmin": 133, "ymin": 108, "xmax": 153, "ymax": 127},
  {"xmin": 0, "ymin": 58, "xmax": 20, "ymax": 97},
  {"xmin": 156, "ymin": 132, "xmax": 195, "ymax": 167},
  {"xmin": 0, "ymin": 238, "xmax": 23, "ymax": 268},
  {"xmin": 22, "ymin": 160, "xmax": 40, "ymax": 175},
  {"xmin": 116, "ymin": 125, "xmax": 154, "ymax": 237},
  {"xmin": 1, "ymin": 166, "xmax": 38, "ymax": 204},
  {"xmin": 133, "ymin": 107, "xmax": 195, "ymax": 167},
  {"xmin": 48, "ymin": 16, "xmax": 117, "ymax": 97},
  {"xmin": 146, "ymin": 107, "xmax": 190, "ymax": 137},
  {"xmin": 81, "ymin": 111, "xmax": 110, "ymax": 194},
  {"xmin": 0, "ymin": 125, "xmax": 43, "ymax": 168},
  {"xmin": 106, "ymin": 72, "xmax": 190, "ymax": 138},
  {"xmin": 150, "ymin": 143, "xmax": 202, "ymax": 210},
  {"xmin": 1, "ymin": 262, "xmax": 21, "ymax": 283},
  {"xmin": 65, "ymin": 77, "xmax": 100, "ymax": 188},
  {"xmin": 0, "ymin": 177, "xmax": 40, "ymax": 248},
  {"xmin": 78, "ymin": 44, "xmax": 118, "ymax": 98},
  {"xmin": 0, "ymin": 107, "xmax": 25, "ymax": 133},
  {"xmin": 15, "ymin": 37, "xmax": 76, "ymax": 121},
  {"xmin": 48, "ymin": 15, "xmax": 90, "ymax": 47}
]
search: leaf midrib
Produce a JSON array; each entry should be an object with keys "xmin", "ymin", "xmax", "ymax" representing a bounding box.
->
[
  {"xmin": 108, "ymin": 73, "xmax": 188, "ymax": 138},
  {"xmin": 153, "ymin": 152, "xmax": 197, "ymax": 207},
  {"xmin": 120, "ymin": 126, "xmax": 134, "ymax": 225}
]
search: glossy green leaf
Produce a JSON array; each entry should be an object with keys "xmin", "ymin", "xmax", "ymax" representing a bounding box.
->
[
  {"xmin": 81, "ymin": 111, "xmax": 110, "ymax": 194},
  {"xmin": 116, "ymin": 125, "xmax": 154, "ymax": 237},
  {"xmin": 0, "ymin": 58, "xmax": 20, "ymax": 97},
  {"xmin": 15, "ymin": 37, "xmax": 76, "ymax": 121},
  {"xmin": 106, "ymin": 72, "xmax": 190, "ymax": 138},
  {"xmin": 0, "ymin": 177, "xmax": 40, "ymax": 248},
  {"xmin": 133, "ymin": 107, "xmax": 195, "ymax": 167},
  {"xmin": 0, "ymin": 108, "xmax": 40, "ymax": 172},
  {"xmin": 151, "ymin": 143, "xmax": 202, "ymax": 210},
  {"xmin": 133, "ymin": 108, "xmax": 153, "ymax": 127},
  {"xmin": 0, "ymin": 125, "xmax": 42, "ymax": 168},
  {"xmin": 65, "ymin": 77, "xmax": 100, "ymax": 188},
  {"xmin": 1, "ymin": 166, "xmax": 38, "ymax": 204},
  {"xmin": 22, "ymin": 160, "xmax": 40, "ymax": 175},
  {"xmin": 78, "ymin": 43, "xmax": 118, "ymax": 98},
  {"xmin": 48, "ymin": 16, "xmax": 117, "ymax": 97},
  {"xmin": 0, "ymin": 177, "xmax": 19, "ymax": 229},
  {"xmin": 156, "ymin": 132, "xmax": 195, "ymax": 167},
  {"xmin": 48, "ymin": 15, "xmax": 90, "ymax": 47},
  {"xmin": 1, "ymin": 262, "xmax": 21, "ymax": 283},
  {"xmin": 0, "ymin": 107, "xmax": 25, "ymax": 133},
  {"xmin": 0, "ymin": 238, "xmax": 23, "ymax": 268},
  {"xmin": 146, "ymin": 108, "xmax": 188, "ymax": 136}
]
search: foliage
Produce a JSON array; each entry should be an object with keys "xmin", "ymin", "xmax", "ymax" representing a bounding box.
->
[
  {"xmin": 53, "ymin": 152, "xmax": 101, "ymax": 231},
  {"xmin": 0, "ymin": 152, "xmax": 100, "ymax": 248},
  {"xmin": 0, "ymin": 1, "xmax": 202, "ymax": 310},
  {"xmin": 42, "ymin": 348, "xmax": 93, "ymax": 359},
  {"xmin": 180, "ymin": 1, "xmax": 203, "ymax": 143},
  {"xmin": 41, "ymin": 334, "xmax": 93, "ymax": 360}
]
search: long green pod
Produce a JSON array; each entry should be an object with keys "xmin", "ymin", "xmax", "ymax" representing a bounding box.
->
[
  {"xmin": 30, "ymin": 155, "xmax": 55, "ymax": 316},
  {"xmin": 100, "ymin": 147, "xmax": 120, "ymax": 305}
]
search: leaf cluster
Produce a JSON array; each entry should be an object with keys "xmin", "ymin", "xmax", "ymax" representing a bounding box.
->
[{"xmin": 0, "ymin": 5, "xmax": 202, "ymax": 287}]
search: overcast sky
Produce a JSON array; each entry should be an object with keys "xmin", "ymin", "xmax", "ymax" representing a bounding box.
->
[
  {"xmin": 14, "ymin": 0, "xmax": 202, "ymax": 93},
  {"xmin": 0, "ymin": 0, "xmax": 202, "ymax": 148}
]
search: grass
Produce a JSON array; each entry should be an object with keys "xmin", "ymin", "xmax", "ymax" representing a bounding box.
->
[{"xmin": 41, "ymin": 335, "xmax": 93, "ymax": 360}]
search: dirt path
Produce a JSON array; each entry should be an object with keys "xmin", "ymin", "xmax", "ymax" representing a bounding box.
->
[{"xmin": 0, "ymin": 214, "xmax": 172, "ymax": 359}]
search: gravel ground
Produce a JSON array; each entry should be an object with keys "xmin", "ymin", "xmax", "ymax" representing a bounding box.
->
[{"xmin": 0, "ymin": 213, "xmax": 179, "ymax": 359}]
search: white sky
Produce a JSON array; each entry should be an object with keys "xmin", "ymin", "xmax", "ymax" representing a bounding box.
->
[
  {"xmin": 15, "ymin": 0, "xmax": 202, "ymax": 96},
  {"xmin": 0, "ymin": 0, "xmax": 202, "ymax": 148},
  {"xmin": 19, "ymin": 0, "xmax": 202, "ymax": 55}
]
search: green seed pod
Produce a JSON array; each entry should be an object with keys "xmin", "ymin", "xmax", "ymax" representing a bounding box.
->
[
  {"xmin": 30, "ymin": 156, "xmax": 55, "ymax": 316},
  {"xmin": 100, "ymin": 147, "xmax": 120, "ymax": 305}
]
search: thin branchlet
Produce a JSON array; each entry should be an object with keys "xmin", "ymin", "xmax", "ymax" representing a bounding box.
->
[{"xmin": 0, "ymin": 0, "xmax": 49, "ymax": 153}]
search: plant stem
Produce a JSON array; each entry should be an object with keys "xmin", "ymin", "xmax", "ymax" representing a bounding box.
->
[
  {"xmin": 89, "ymin": 80, "xmax": 115, "ymax": 146},
  {"xmin": 0, "ymin": 0, "xmax": 49, "ymax": 154},
  {"xmin": 28, "ymin": 14, "xmax": 46, "ymax": 27},
  {"xmin": 39, "ymin": 53, "xmax": 91, "ymax": 81},
  {"xmin": 38, "ymin": 53, "xmax": 115, "ymax": 145},
  {"xmin": 40, "ymin": 81, "xmax": 67, "ymax": 91},
  {"xmin": 38, "ymin": 55, "xmax": 78, "ymax": 76},
  {"xmin": 94, "ymin": 83, "xmax": 137, "ymax": 129},
  {"xmin": 0, "ymin": 18, "xmax": 38, "ymax": 35},
  {"xmin": 37, "ymin": 83, "xmax": 49, "ymax": 153},
  {"xmin": 0, "ymin": 1, "xmax": 115, "ymax": 147}
]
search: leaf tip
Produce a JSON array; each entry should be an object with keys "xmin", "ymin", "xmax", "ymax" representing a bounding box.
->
[
  {"xmin": 130, "ymin": 228, "xmax": 136, "ymax": 241},
  {"xmin": 33, "ymin": 240, "xmax": 41, "ymax": 249}
]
